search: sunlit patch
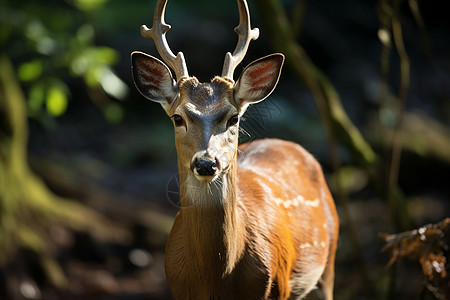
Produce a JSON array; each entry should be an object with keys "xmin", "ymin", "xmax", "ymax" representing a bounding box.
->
[
  {"xmin": 274, "ymin": 195, "xmax": 320, "ymax": 209},
  {"xmin": 289, "ymin": 264, "xmax": 326, "ymax": 298},
  {"xmin": 299, "ymin": 239, "xmax": 327, "ymax": 252},
  {"xmin": 184, "ymin": 102, "xmax": 204, "ymax": 116},
  {"xmin": 299, "ymin": 243, "xmax": 311, "ymax": 249}
]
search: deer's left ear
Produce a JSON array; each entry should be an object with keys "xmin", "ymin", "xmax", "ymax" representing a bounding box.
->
[
  {"xmin": 131, "ymin": 51, "xmax": 178, "ymax": 111},
  {"xmin": 234, "ymin": 53, "xmax": 284, "ymax": 110}
]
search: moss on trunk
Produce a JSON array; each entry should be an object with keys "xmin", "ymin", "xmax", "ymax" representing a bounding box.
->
[{"xmin": 0, "ymin": 54, "xmax": 104, "ymax": 287}]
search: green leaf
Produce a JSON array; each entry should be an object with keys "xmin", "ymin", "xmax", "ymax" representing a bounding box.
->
[
  {"xmin": 74, "ymin": 0, "xmax": 109, "ymax": 11},
  {"xmin": 25, "ymin": 20, "xmax": 47, "ymax": 42},
  {"xmin": 100, "ymin": 67, "xmax": 129, "ymax": 100},
  {"xmin": 70, "ymin": 55, "xmax": 89, "ymax": 76},
  {"xmin": 46, "ymin": 85, "xmax": 68, "ymax": 116},
  {"xmin": 95, "ymin": 47, "xmax": 119, "ymax": 65},
  {"xmin": 76, "ymin": 24, "xmax": 94, "ymax": 45},
  {"xmin": 28, "ymin": 83, "xmax": 46, "ymax": 114},
  {"xmin": 85, "ymin": 65, "xmax": 103, "ymax": 88},
  {"xmin": 103, "ymin": 103, "xmax": 123, "ymax": 124},
  {"xmin": 18, "ymin": 60, "xmax": 43, "ymax": 82}
]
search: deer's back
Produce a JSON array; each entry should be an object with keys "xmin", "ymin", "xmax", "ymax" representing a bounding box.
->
[{"xmin": 236, "ymin": 138, "xmax": 338, "ymax": 298}]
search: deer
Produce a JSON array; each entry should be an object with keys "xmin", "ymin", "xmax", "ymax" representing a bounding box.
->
[{"xmin": 130, "ymin": 0, "xmax": 339, "ymax": 299}]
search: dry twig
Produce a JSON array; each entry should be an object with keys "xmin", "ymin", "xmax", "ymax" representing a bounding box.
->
[{"xmin": 382, "ymin": 218, "xmax": 450, "ymax": 299}]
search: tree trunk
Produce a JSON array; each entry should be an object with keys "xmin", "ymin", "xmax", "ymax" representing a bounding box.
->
[{"xmin": 0, "ymin": 54, "xmax": 100, "ymax": 288}]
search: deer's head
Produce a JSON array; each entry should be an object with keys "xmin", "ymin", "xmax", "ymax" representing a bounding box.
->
[{"xmin": 131, "ymin": 0, "xmax": 283, "ymax": 182}]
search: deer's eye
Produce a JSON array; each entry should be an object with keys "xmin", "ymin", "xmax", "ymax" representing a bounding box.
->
[
  {"xmin": 172, "ymin": 114, "xmax": 185, "ymax": 127},
  {"xmin": 227, "ymin": 115, "xmax": 239, "ymax": 127}
]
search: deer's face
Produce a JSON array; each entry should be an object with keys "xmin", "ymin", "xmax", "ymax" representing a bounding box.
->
[
  {"xmin": 131, "ymin": 0, "xmax": 284, "ymax": 182},
  {"xmin": 167, "ymin": 77, "xmax": 240, "ymax": 180},
  {"xmin": 132, "ymin": 52, "xmax": 283, "ymax": 182}
]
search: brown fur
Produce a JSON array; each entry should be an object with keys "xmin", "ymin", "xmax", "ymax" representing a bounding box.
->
[
  {"xmin": 165, "ymin": 138, "xmax": 339, "ymax": 299},
  {"xmin": 131, "ymin": 51, "xmax": 338, "ymax": 299}
]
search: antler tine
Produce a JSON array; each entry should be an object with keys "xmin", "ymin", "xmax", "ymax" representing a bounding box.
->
[
  {"xmin": 221, "ymin": 0, "xmax": 260, "ymax": 81},
  {"xmin": 140, "ymin": 0, "xmax": 189, "ymax": 82}
]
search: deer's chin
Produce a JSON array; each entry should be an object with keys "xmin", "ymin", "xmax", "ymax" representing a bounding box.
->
[
  {"xmin": 193, "ymin": 169, "xmax": 220, "ymax": 183},
  {"xmin": 194, "ymin": 174, "xmax": 218, "ymax": 183}
]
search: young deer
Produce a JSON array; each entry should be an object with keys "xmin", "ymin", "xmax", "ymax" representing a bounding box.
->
[{"xmin": 131, "ymin": 0, "xmax": 339, "ymax": 299}]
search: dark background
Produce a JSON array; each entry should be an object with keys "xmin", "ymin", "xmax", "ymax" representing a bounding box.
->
[{"xmin": 1, "ymin": 0, "xmax": 449, "ymax": 299}]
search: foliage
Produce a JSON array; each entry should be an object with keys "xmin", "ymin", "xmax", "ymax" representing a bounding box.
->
[
  {"xmin": 0, "ymin": 53, "xmax": 108, "ymax": 285},
  {"xmin": 0, "ymin": 0, "xmax": 127, "ymax": 125},
  {"xmin": 0, "ymin": 0, "xmax": 130, "ymax": 292}
]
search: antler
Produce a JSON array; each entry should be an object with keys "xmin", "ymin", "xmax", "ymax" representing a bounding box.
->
[
  {"xmin": 221, "ymin": 0, "xmax": 260, "ymax": 81},
  {"xmin": 140, "ymin": 0, "xmax": 189, "ymax": 82}
]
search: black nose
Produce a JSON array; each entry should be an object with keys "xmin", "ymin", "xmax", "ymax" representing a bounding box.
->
[{"xmin": 194, "ymin": 159, "xmax": 217, "ymax": 176}]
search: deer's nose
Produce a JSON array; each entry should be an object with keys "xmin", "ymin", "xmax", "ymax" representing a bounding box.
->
[{"xmin": 193, "ymin": 158, "xmax": 218, "ymax": 177}]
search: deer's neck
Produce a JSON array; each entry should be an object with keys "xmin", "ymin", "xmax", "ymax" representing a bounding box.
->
[{"xmin": 178, "ymin": 161, "xmax": 245, "ymax": 279}]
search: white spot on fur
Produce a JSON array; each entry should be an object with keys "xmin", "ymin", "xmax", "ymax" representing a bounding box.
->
[
  {"xmin": 273, "ymin": 195, "xmax": 320, "ymax": 209},
  {"xmin": 306, "ymin": 198, "xmax": 320, "ymax": 207},
  {"xmin": 254, "ymin": 177, "xmax": 320, "ymax": 210},
  {"xmin": 299, "ymin": 243, "xmax": 311, "ymax": 249}
]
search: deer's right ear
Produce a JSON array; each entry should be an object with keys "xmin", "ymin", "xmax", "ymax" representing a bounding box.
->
[{"xmin": 131, "ymin": 51, "xmax": 178, "ymax": 107}]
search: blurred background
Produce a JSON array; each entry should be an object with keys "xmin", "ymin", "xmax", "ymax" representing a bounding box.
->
[{"xmin": 1, "ymin": 0, "xmax": 449, "ymax": 299}]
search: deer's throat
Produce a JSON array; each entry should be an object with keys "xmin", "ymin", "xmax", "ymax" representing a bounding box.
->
[{"xmin": 178, "ymin": 163, "xmax": 245, "ymax": 277}]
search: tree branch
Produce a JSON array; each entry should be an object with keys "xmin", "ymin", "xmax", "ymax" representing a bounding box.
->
[{"xmin": 252, "ymin": 0, "xmax": 377, "ymax": 168}]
